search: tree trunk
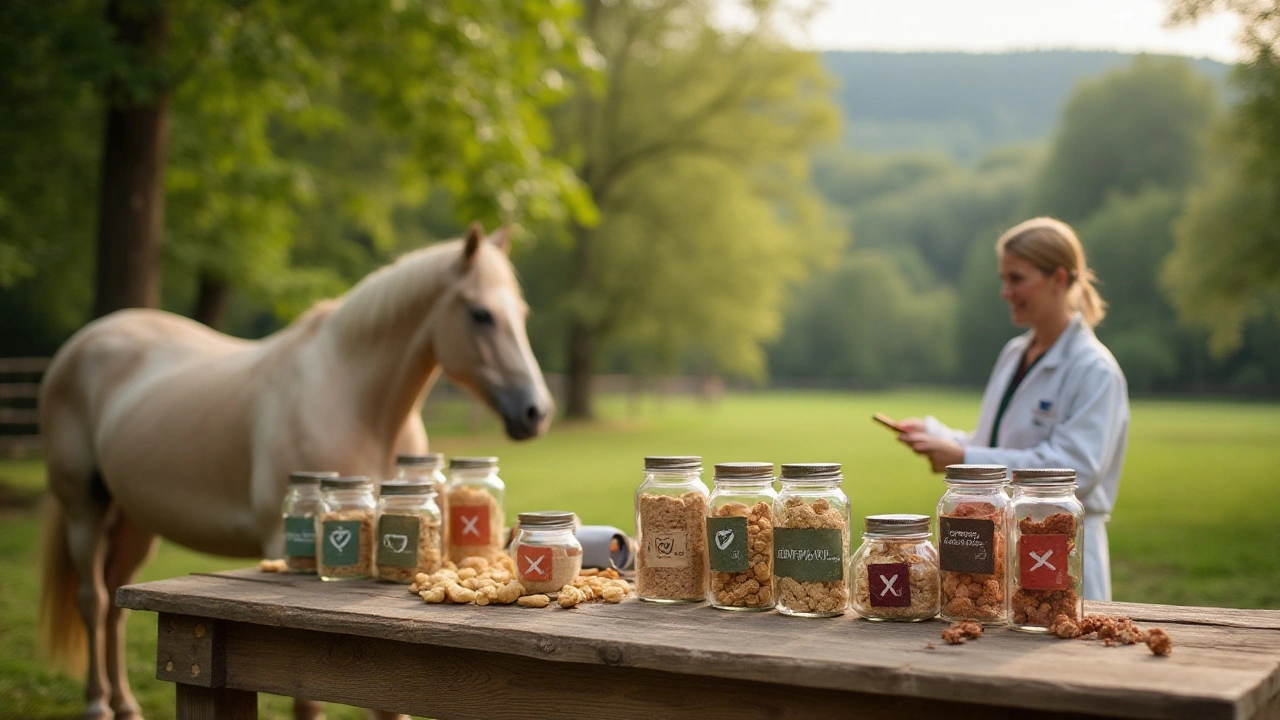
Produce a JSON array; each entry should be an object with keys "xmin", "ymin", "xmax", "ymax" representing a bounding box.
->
[
  {"xmin": 565, "ymin": 319, "xmax": 595, "ymax": 419},
  {"xmin": 92, "ymin": 0, "xmax": 171, "ymax": 319},
  {"xmin": 193, "ymin": 269, "xmax": 229, "ymax": 330}
]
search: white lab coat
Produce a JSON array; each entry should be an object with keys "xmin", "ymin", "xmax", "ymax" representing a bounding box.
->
[{"xmin": 924, "ymin": 314, "xmax": 1129, "ymax": 600}]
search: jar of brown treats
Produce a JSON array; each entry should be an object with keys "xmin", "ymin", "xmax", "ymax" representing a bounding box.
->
[
  {"xmin": 851, "ymin": 514, "xmax": 939, "ymax": 622},
  {"xmin": 446, "ymin": 456, "xmax": 505, "ymax": 562},
  {"xmin": 706, "ymin": 462, "xmax": 777, "ymax": 611},
  {"xmin": 393, "ymin": 452, "xmax": 448, "ymax": 543},
  {"xmin": 511, "ymin": 511, "xmax": 583, "ymax": 596},
  {"xmin": 774, "ymin": 463, "xmax": 849, "ymax": 618},
  {"xmin": 375, "ymin": 481, "xmax": 443, "ymax": 583},
  {"xmin": 937, "ymin": 464, "xmax": 1009, "ymax": 624},
  {"xmin": 635, "ymin": 456, "xmax": 709, "ymax": 603},
  {"xmin": 317, "ymin": 476, "xmax": 376, "ymax": 581},
  {"xmin": 281, "ymin": 471, "xmax": 337, "ymax": 574},
  {"xmin": 1008, "ymin": 468, "xmax": 1084, "ymax": 632}
]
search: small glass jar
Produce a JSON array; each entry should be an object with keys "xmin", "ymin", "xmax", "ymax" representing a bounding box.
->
[
  {"xmin": 851, "ymin": 514, "xmax": 940, "ymax": 622},
  {"xmin": 635, "ymin": 456, "xmax": 709, "ymax": 603},
  {"xmin": 706, "ymin": 462, "xmax": 777, "ymax": 611},
  {"xmin": 375, "ymin": 481, "xmax": 443, "ymax": 583},
  {"xmin": 317, "ymin": 476, "xmax": 376, "ymax": 581},
  {"xmin": 446, "ymin": 456, "xmax": 505, "ymax": 562},
  {"xmin": 1008, "ymin": 468, "xmax": 1084, "ymax": 632},
  {"xmin": 511, "ymin": 511, "xmax": 583, "ymax": 596},
  {"xmin": 774, "ymin": 463, "xmax": 849, "ymax": 617},
  {"xmin": 281, "ymin": 471, "xmax": 338, "ymax": 574},
  {"xmin": 394, "ymin": 453, "xmax": 448, "ymax": 543},
  {"xmin": 937, "ymin": 464, "xmax": 1010, "ymax": 624}
]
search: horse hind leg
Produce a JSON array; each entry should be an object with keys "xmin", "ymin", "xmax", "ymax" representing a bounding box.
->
[
  {"xmin": 102, "ymin": 511, "xmax": 158, "ymax": 720},
  {"xmin": 58, "ymin": 479, "xmax": 116, "ymax": 720}
]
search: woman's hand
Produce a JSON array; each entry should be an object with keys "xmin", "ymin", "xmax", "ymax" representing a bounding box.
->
[
  {"xmin": 896, "ymin": 417, "xmax": 927, "ymax": 433},
  {"xmin": 898, "ymin": 432, "xmax": 964, "ymax": 473}
]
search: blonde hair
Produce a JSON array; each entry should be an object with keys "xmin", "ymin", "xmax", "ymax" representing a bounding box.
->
[{"xmin": 997, "ymin": 217, "xmax": 1107, "ymax": 327}]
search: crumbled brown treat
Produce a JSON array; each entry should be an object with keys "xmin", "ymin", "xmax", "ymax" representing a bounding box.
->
[
  {"xmin": 940, "ymin": 502, "xmax": 1006, "ymax": 622},
  {"xmin": 776, "ymin": 497, "xmax": 848, "ymax": 615},
  {"xmin": 637, "ymin": 492, "xmax": 709, "ymax": 601},
  {"xmin": 258, "ymin": 559, "xmax": 287, "ymax": 573},
  {"xmin": 1049, "ymin": 613, "xmax": 1082, "ymax": 638},
  {"xmin": 1052, "ymin": 613, "xmax": 1170, "ymax": 655},
  {"xmin": 1145, "ymin": 628, "xmax": 1173, "ymax": 656},
  {"xmin": 711, "ymin": 501, "xmax": 775, "ymax": 609},
  {"xmin": 1018, "ymin": 513, "xmax": 1078, "ymax": 537},
  {"xmin": 941, "ymin": 621, "xmax": 984, "ymax": 644}
]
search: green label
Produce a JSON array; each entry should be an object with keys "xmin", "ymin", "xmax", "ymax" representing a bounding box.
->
[
  {"xmin": 284, "ymin": 517, "xmax": 315, "ymax": 558},
  {"xmin": 773, "ymin": 527, "xmax": 844, "ymax": 582},
  {"xmin": 321, "ymin": 520, "xmax": 363, "ymax": 568},
  {"xmin": 707, "ymin": 516, "xmax": 749, "ymax": 572},
  {"xmin": 377, "ymin": 515, "xmax": 420, "ymax": 568}
]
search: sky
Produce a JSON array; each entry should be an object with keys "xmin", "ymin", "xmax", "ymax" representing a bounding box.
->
[{"xmin": 729, "ymin": 0, "xmax": 1244, "ymax": 62}]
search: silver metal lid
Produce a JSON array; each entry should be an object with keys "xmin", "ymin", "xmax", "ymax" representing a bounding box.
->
[
  {"xmin": 517, "ymin": 510, "xmax": 577, "ymax": 528},
  {"xmin": 644, "ymin": 456, "xmax": 702, "ymax": 470},
  {"xmin": 379, "ymin": 481, "xmax": 433, "ymax": 496},
  {"xmin": 1011, "ymin": 468, "xmax": 1077, "ymax": 485},
  {"xmin": 449, "ymin": 456, "xmax": 498, "ymax": 470},
  {"xmin": 320, "ymin": 475, "xmax": 372, "ymax": 490},
  {"xmin": 288, "ymin": 471, "xmax": 339, "ymax": 485},
  {"xmin": 713, "ymin": 462, "xmax": 774, "ymax": 481},
  {"xmin": 944, "ymin": 464, "xmax": 1008, "ymax": 483},
  {"xmin": 779, "ymin": 463, "xmax": 842, "ymax": 481},
  {"xmin": 865, "ymin": 513, "xmax": 930, "ymax": 535},
  {"xmin": 396, "ymin": 453, "xmax": 444, "ymax": 468}
]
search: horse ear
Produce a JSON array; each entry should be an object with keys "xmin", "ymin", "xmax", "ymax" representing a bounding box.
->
[
  {"xmin": 463, "ymin": 222, "xmax": 484, "ymax": 263},
  {"xmin": 488, "ymin": 225, "xmax": 512, "ymax": 255}
]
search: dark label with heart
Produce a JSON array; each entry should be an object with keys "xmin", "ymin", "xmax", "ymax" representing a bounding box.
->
[
  {"xmin": 939, "ymin": 516, "xmax": 995, "ymax": 575},
  {"xmin": 707, "ymin": 516, "xmax": 749, "ymax": 572},
  {"xmin": 869, "ymin": 562, "xmax": 911, "ymax": 607},
  {"xmin": 284, "ymin": 516, "xmax": 316, "ymax": 558},
  {"xmin": 377, "ymin": 515, "xmax": 420, "ymax": 568},
  {"xmin": 321, "ymin": 520, "xmax": 363, "ymax": 567},
  {"xmin": 1019, "ymin": 534, "xmax": 1070, "ymax": 590},
  {"xmin": 773, "ymin": 528, "xmax": 844, "ymax": 582},
  {"xmin": 643, "ymin": 530, "xmax": 688, "ymax": 568}
]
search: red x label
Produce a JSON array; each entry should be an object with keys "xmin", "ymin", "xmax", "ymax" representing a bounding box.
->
[
  {"xmin": 1019, "ymin": 534, "xmax": 1070, "ymax": 590},
  {"xmin": 451, "ymin": 506, "xmax": 489, "ymax": 544},
  {"xmin": 517, "ymin": 545, "xmax": 552, "ymax": 582}
]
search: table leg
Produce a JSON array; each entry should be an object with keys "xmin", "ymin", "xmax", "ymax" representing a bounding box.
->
[{"xmin": 176, "ymin": 683, "xmax": 257, "ymax": 720}]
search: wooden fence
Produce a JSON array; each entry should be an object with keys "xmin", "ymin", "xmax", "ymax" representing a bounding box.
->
[{"xmin": 0, "ymin": 357, "xmax": 48, "ymax": 458}]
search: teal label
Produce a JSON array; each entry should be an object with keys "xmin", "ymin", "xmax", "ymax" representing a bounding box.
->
[
  {"xmin": 377, "ymin": 515, "xmax": 420, "ymax": 568},
  {"xmin": 773, "ymin": 527, "xmax": 844, "ymax": 582},
  {"xmin": 707, "ymin": 516, "xmax": 749, "ymax": 573},
  {"xmin": 284, "ymin": 517, "xmax": 315, "ymax": 558},
  {"xmin": 321, "ymin": 520, "xmax": 363, "ymax": 568}
]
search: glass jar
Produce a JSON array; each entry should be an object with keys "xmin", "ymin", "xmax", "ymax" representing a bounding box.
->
[
  {"xmin": 937, "ymin": 464, "xmax": 1010, "ymax": 624},
  {"xmin": 446, "ymin": 456, "xmax": 505, "ymax": 562},
  {"xmin": 375, "ymin": 481, "xmax": 443, "ymax": 583},
  {"xmin": 394, "ymin": 453, "xmax": 449, "ymax": 544},
  {"xmin": 774, "ymin": 463, "xmax": 849, "ymax": 617},
  {"xmin": 317, "ymin": 476, "xmax": 376, "ymax": 581},
  {"xmin": 1008, "ymin": 468, "xmax": 1084, "ymax": 632},
  {"xmin": 635, "ymin": 456, "xmax": 709, "ymax": 603},
  {"xmin": 511, "ymin": 511, "xmax": 583, "ymax": 596},
  {"xmin": 706, "ymin": 462, "xmax": 777, "ymax": 611},
  {"xmin": 281, "ymin": 471, "xmax": 338, "ymax": 574},
  {"xmin": 851, "ymin": 514, "xmax": 940, "ymax": 622}
]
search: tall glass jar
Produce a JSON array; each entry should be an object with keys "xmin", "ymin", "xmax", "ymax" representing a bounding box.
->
[
  {"xmin": 706, "ymin": 462, "xmax": 777, "ymax": 611},
  {"xmin": 774, "ymin": 463, "xmax": 849, "ymax": 617},
  {"xmin": 937, "ymin": 464, "xmax": 1010, "ymax": 624},
  {"xmin": 851, "ymin": 514, "xmax": 939, "ymax": 622},
  {"xmin": 635, "ymin": 456, "xmax": 709, "ymax": 603},
  {"xmin": 375, "ymin": 481, "xmax": 443, "ymax": 583},
  {"xmin": 511, "ymin": 511, "xmax": 583, "ymax": 596},
  {"xmin": 1008, "ymin": 468, "xmax": 1084, "ymax": 632},
  {"xmin": 394, "ymin": 453, "xmax": 448, "ymax": 545},
  {"xmin": 281, "ymin": 471, "xmax": 338, "ymax": 574},
  {"xmin": 317, "ymin": 476, "xmax": 376, "ymax": 581},
  {"xmin": 446, "ymin": 456, "xmax": 505, "ymax": 562}
]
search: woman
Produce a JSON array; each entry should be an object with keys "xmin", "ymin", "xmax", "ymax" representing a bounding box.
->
[{"xmin": 898, "ymin": 217, "xmax": 1129, "ymax": 601}]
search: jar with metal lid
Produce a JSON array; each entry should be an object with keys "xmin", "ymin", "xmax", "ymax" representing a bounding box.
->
[
  {"xmin": 511, "ymin": 511, "xmax": 583, "ymax": 596},
  {"xmin": 635, "ymin": 456, "xmax": 709, "ymax": 603},
  {"xmin": 317, "ymin": 476, "xmax": 376, "ymax": 581},
  {"xmin": 375, "ymin": 481, "xmax": 443, "ymax": 583},
  {"xmin": 706, "ymin": 462, "xmax": 777, "ymax": 611},
  {"xmin": 937, "ymin": 464, "xmax": 1010, "ymax": 623},
  {"xmin": 1008, "ymin": 468, "xmax": 1084, "ymax": 632},
  {"xmin": 446, "ymin": 456, "xmax": 505, "ymax": 562},
  {"xmin": 281, "ymin": 471, "xmax": 338, "ymax": 573},
  {"xmin": 773, "ymin": 463, "xmax": 849, "ymax": 617},
  {"xmin": 851, "ymin": 514, "xmax": 939, "ymax": 622},
  {"xmin": 394, "ymin": 453, "xmax": 449, "ymax": 544}
]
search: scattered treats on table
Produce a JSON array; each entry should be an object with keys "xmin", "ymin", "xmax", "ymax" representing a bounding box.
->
[
  {"xmin": 1050, "ymin": 613, "xmax": 1172, "ymax": 656},
  {"xmin": 259, "ymin": 558, "xmax": 287, "ymax": 573},
  {"xmin": 408, "ymin": 555, "xmax": 631, "ymax": 608},
  {"xmin": 941, "ymin": 620, "xmax": 984, "ymax": 645}
]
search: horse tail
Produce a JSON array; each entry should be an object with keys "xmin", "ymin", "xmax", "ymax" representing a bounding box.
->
[{"xmin": 38, "ymin": 493, "xmax": 86, "ymax": 676}]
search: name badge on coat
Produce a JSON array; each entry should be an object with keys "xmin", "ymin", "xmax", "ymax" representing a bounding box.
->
[{"xmin": 1032, "ymin": 399, "xmax": 1056, "ymax": 428}]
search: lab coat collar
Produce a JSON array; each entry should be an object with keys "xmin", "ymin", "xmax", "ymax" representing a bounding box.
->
[{"xmin": 1024, "ymin": 313, "xmax": 1087, "ymax": 371}]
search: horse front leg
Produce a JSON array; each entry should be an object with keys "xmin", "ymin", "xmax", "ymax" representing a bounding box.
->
[{"xmin": 102, "ymin": 512, "xmax": 158, "ymax": 720}]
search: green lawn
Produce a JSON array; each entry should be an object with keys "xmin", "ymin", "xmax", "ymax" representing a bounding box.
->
[{"xmin": 2, "ymin": 389, "xmax": 1278, "ymax": 719}]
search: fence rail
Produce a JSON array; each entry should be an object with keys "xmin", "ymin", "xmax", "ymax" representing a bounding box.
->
[{"xmin": 0, "ymin": 357, "xmax": 48, "ymax": 458}]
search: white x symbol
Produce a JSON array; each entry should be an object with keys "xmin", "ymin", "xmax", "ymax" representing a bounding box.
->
[
  {"xmin": 523, "ymin": 554, "xmax": 545, "ymax": 575},
  {"xmin": 460, "ymin": 515, "xmax": 480, "ymax": 537},
  {"xmin": 879, "ymin": 574, "xmax": 901, "ymax": 597},
  {"xmin": 1029, "ymin": 550, "xmax": 1055, "ymax": 572}
]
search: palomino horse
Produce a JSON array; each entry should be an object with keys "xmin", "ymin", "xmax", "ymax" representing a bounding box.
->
[{"xmin": 38, "ymin": 225, "xmax": 553, "ymax": 719}]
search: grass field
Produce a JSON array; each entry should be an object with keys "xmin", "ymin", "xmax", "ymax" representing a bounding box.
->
[{"xmin": 2, "ymin": 389, "xmax": 1278, "ymax": 719}]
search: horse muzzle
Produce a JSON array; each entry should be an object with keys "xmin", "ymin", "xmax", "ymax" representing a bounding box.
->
[{"xmin": 498, "ymin": 389, "xmax": 554, "ymax": 440}]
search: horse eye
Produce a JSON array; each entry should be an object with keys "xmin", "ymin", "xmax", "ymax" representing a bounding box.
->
[{"xmin": 469, "ymin": 307, "xmax": 494, "ymax": 326}]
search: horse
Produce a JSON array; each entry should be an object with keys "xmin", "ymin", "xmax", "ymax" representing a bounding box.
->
[{"xmin": 37, "ymin": 224, "xmax": 553, "ymax": 720}]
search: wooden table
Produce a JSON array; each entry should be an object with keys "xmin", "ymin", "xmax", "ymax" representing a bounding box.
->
[{"xmin": 117, "ymin": 569, "xmax": 1280, "ymax": 720}]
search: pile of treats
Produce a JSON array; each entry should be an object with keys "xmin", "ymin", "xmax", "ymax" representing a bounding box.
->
[
  {"xmin": 1050, "ymin": 613, "xmax": 1173, "ymax": 655},
  {"xmin": 409, "ymin": 555, "xmax": 631, "ymax": 609}
]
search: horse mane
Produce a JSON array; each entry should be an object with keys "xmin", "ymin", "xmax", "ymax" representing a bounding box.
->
[{"xmin": 325, "ymin": 239, "xmax": 466, "ymax": 342}]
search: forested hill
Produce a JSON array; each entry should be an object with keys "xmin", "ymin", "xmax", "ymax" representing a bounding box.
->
[{"xmin": 822, "ymin": 50, "xmax": 1230, "ymax": 161}]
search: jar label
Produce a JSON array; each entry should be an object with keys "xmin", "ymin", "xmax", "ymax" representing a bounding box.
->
[
  {"xmin": 939, "ymin": 516, "xmax": 995, "ymax": 575},
  {"xmin": 377, "ymin": 515, "xmax": 420, "ymax": 568},
  {"xmin": 284, "ymin": 516, "xmax": 315, "ymax": 558},
  {"xmin": 451, "ymin": 505, "xmax": 490, "ymax": 545},
  {"xmin": 1019, "ymin": 534, "xmax": 1070, "ymax": 590},
  {"xmin": 321, "ymin": 520, "xmax": 363, "ymax": 568},
  {"xmin": 516, "ymin": 544, "xmax": 553, "ymax": 581},
  {"xmin": 643, "ymin": 530, "xmax": 689, "ymax": 568},
  {"xmin": 707, "ymin": 516, "xmax": 749, "ymax": 573},
  {"xmin": 869, "ymin": 562, "xmax": 912, "ymax": 607},
  {"xmin": 773, "ymin": 528, "xmax": 843, "ymax": 582}
]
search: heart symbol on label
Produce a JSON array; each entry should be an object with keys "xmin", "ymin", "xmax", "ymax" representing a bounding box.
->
[
  {"xmin": 383, "ymin": 534, "xmax": 408, "ymax": 553},
  {"xmin": 715, "ymin": 529, "xmax": 734, "ymax": 550},
  {"xmin": 657, "ymin": 537, "xmax": 675, "ymax": 555},
  {"xmin": 329, "ymin": 527, "xmax": 351, "ymax": 552}
]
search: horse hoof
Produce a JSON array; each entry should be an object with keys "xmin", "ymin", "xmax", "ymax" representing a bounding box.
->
[
  {"xmin": 112, "ymin": 703, "xmax": 145, "ymax": 720},
  {"xmin": 82, "ymin": 700, "xmax": 112, "ymax": 720}
]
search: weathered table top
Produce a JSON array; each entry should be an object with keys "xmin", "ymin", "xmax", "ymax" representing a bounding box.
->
[{"xmin": 118, "ymin": 569, "xmax": 1280, "ymax": 720}]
